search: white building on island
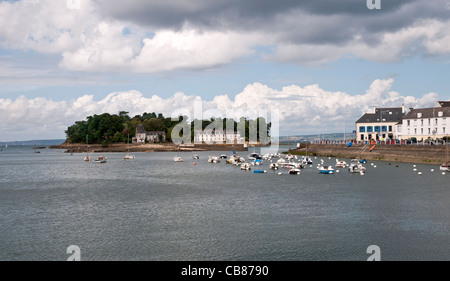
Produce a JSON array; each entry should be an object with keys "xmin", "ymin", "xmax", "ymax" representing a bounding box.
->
[{"xmin": 194, "ymin": 129, "xmax": 244, "ymax": 144}]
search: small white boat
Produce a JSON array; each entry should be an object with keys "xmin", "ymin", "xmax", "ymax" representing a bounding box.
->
[
  {"xmin": 251, "ymin": 159, "xmax": 263, "ymax": 166},
  {"xmin": 95, "ymin": 156, "xmax": 107, "ymax": 164},
  {"xmin": 84, "ymin": 156, "xmax": 91, "ymax": 162},
  {"xmin": 123, "ymin": 154, "xmax": 136, "ymax": 160},
  {"xmin": 319, "ymin": 166, "xmax": 335, "ymax": 174},
  {"xmin": 208, "ymin": 156, "xmax": 220, "ymax": 163},
  {"xmin": 440, "ymin": 162, "xmax": 450, "ymax": 172},
  {"xmin": 349, "ymin": 163, "xmax": 366, "ymax": 173},
  {"xmin": 335, "ymin": 160, "xmax": 349, "ymax": 168},
  {"xmin": 241, "ymin": 163, "xmax": 252, "ymax": 171},
  {"xmin": 289, "ymin": 169, "xmax": 301, "ymax": 175},
  {"xmin": 270, "ymin": 163, "xmax": 279, "ymax": 170},
  {"xmin": 192, "ymin": 154, "xmax": 200, "ymax": 160},
  {"xmin": 173, "ymin": 156, "xmax": 184, "ymax": 162},
  {"xmin": 285, "ymin": 154, "xmax": 294, "ymax": 160},
  {"xmin": 220, "ymin": 154, "xmax": 228, "ymax": 159},
  {"xmin": 248, "ymin": 153, "xmax": 261, "ymax": 160}
]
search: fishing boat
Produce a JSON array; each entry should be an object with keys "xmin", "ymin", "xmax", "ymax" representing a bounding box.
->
[
  {"xmin": 95, "ymin": 156, "xmax": 107, "ymax": 164},
  {"xmin": 173, "ymin": 156, "xmax": 184, "ymax": 162},
  {"xmin": 319, "ymin": 166, "xmax": 335, "ymax": 174},
  {"xmin": 441, "ymin": 137, "xmax": 449, "ymax": 171}
]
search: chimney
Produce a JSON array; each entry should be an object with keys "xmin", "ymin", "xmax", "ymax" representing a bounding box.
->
[
  {"xmin": 402, "ymin": 104, "xmax": 405, "ymax": 114},
  {"xmin": 374, "ymin": 106, "xmax": 377, "ymax": 114}
]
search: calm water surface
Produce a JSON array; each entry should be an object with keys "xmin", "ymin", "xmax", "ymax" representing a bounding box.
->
[{"xmin": 0, "ymin": 146, "xmax": 449, "ymax": 261}]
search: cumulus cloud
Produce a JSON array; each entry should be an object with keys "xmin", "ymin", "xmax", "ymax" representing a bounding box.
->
[
  {"xmin": 0, "ymin": 79, "xmax": 442, "ymax": 141},
  {"xmin": 1, "ymin": 0, "xmax": 450, "ymax": 72}
]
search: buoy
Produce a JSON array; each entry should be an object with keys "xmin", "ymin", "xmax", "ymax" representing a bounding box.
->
[
  {"xmin": 278, "ymin": 173, "xmax": 283, "ymax": 176},
  {"xmin": 442, "ymin": 172, "xmax": 446, "ymax": 175},
  {"xmin": 431, "ymin": 169, "xmax": 434, "ymax": 172},
  {"xmin": 360, "ymin": 172, "xmax": 365, "ymax": 176},
  {"xmin": 374, "ymin": 166, "xmax": 377, "ymax": 168},
  {"xmin": 336, "ymin": 170, "xmax": 340, "ymax": 173},
  {"xmin": 413, "ymin": 169, "xmax": 417, "ymax": 172},
  {"xmin": 193, "ymin": 162, "xmax": 196, "ymax": 165},
  {"xmin": 418, "ymin": 172, "xmax": 423, "ymax": 175},
  {"xmin": 413, "ymin": 165, "xmax": 417, "ymax": 168},
  {"xmin": 371, "ymin": 163, "xmax": 374, "ymax": 166}
]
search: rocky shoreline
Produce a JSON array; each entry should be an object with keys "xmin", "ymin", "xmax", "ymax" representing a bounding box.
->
[
  {"xmin": 50, "ymin": 143, "xmax": 249, "ymax": 153},
  {"xmin": 290, "ymin": 144, "xmax": 448, "ymax": 165}
]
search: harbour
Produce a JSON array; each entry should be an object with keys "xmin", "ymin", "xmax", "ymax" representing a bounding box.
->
[{"xmin": 0, "ymin": 145, "xmax": 449, "ymax": 261}]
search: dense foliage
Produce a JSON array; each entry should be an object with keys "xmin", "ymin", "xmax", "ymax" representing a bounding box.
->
[{"xmin": 65, "ymin": 112, "xmax": 272, "ymax": 144}]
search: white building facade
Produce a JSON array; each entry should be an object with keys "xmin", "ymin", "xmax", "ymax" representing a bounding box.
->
[
  {"xmin": 401, "ymin": 101, "xmax": 450, "ymax": 141},
  {"xmin": 194, "ymin": 130, "xmax": 244, "ymax": 144},
  {"xmin": 355, "ymin": 106, "xmax": 405, "ymax": 142}
]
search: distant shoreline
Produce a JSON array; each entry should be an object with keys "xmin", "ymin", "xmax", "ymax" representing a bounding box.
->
[{"xmin": 50, "ymin": 143, "xmax": 249, "ymax": 153}]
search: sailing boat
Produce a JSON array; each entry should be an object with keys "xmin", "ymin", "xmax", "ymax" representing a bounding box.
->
[
  {"xmin": 123, "ymin": 133, "xmax": 136, "ymax": 160},
  {"xmin": 84, "ymin": 135, "xmax": 91, "ymax": 162},
  {"xmin": 441, "ymin": 136, "xmax": 450, "ymax": 172}
]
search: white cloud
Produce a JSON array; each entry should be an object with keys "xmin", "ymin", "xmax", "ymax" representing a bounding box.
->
[
  {"xmin": 2, "ymin": 0, "xmax": 450, "ymax": 72},
  {"xmin": 0, "ymin": 79, "xmax": 443, "ymax": 141}
]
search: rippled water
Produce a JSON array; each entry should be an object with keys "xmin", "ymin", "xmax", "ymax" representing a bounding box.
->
[{"xmin": 0, "ymin": 146, "xmax": 449, "ymax": 261}]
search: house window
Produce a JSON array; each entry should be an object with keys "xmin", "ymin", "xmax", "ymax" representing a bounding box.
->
[
  {"xmin": 389, "ymin": 126, "xmax": 393, "ymax": 132},
  {"xmin": 444, "ymin": 128, "xmax": 446, "ymax": 134},
  {"xmin": 382, "ymin": 126, "xmax": 387, "ymax": 132},
  {"xmin": 361, "ymin": 134, "xmax": 365, "ymax": 141},
  {"xmin": 428, "ymin": 119, "xmax": 431, "ymax": 125},
  {"xmin": 428, "ymin": 128, "xmax": 431, "ymax": 134},
  {"xmin": 407, "ymin": 120, "xmax": 411, "ymax": 126},
  {"xmin": 415, "ymin": 128, "xmax": 417, "ymax": 134},
  {"xmin": 421, "ymin": 128, "xmax": 423, "ymax": 134},
  {"xmin": 359, "ymin": 126, "xmax": 366, "ymax": 133},
  {"xmin": 375, "ymin": 126, "xmax": 381, "ymax": 132},
  {"xmin": 367, "ymin": 126, "xmax": 373, "ymax": 132},
  {"xmin": 436, "ymin": 119, "xmax": 439, "ymax": 125},
  {"xmin": 421, "ymin": 120, "xmax": 424, "ymax": 126}
]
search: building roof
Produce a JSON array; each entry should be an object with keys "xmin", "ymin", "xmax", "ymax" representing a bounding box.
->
[
  {"xmin": 136, "ymin": 124, "xmax": 146, "ymax": 134},
  {"xmin": 436, "ymin": 101, "xmax": 450, "ymax": 108},
  {"xmin": 356, "ymin": 107, "xmax": 404, "ymax": 124},
  {"xmin": 404, "ymin": 107, "xmax": 450, "ymax": 119}
]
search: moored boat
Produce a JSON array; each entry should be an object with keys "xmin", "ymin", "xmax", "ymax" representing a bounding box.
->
[
  {"xmin": 173, "ymin": 156, "xmax": 184, "ymax": 162},
  {"xmin": 95, "ymin": 156, "xmax": 107, "ymax": 164},
  {"xmin": 289, "ymin": 169, "xmax": 301, "ymax": 175},
  {"xmin": 319, "ymin": 166, "xmax": 335, "ymax": 174}
]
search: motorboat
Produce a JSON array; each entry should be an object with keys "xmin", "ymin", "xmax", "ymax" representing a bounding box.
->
[
  {"xmin": 349, "ymin": 163, "xmax": 367, "ymax": 173},
  {"xmin": 173, "ymin": 156, "xmax": 184, "ymax": 162},
  {"xmin": 248, "ymin": 153, "xmax": 261, "ymax": 160},
  {"xmin": 208, "ymin": 156, "xmax": 220, "ymax": 163},
  {"xmin": 285, "ymin": 162, "xmax": 304, "ymax": 169},
  {"xmin": 192, "ymin": 154, "xmax": 200, "ymax": 160},
  {"xmin": 123, "ymin": 154, "xmax": 136, "ymax": 160},
  {"xmin": 440, "ymin": 162, "xmax": 450, "ymax": 172},
  {"xmin": 285, "ymin": 154, "xmax": 294, "ymax": 160},
  {"xmin": 220, "ymin": 154, "xmax": 228, "ymax": 159},
  {"xmin": 251, "ymin": 159, "xmax": 263, "ymax": 166},
  {"xmin": 84, "ymin": 156, "xmax": 91, "ymax": 162},
  {"xmin": 95, "ymin": 156, "xmax": 107, "ymax": 164},
  {"xmin": 241, "ymin": 163, "xmax": 252, "ymax": 171},
  {"xmin": 289, "ymin": 169, "xmax": 301, "ymax": 175},
  {"xmin": 302, "ymin": 156, "xmax": 313, "ymax": 165},
  {"xmin": 335, "ymin": 160, "xmax": 349, "ymax": 168},
  {"xmin": 319, "ymin": 166, "xmax": 335, "ymax": 174},
  {"xmin": 270, "ymin": 163, "xmax": 279, "ymax": 170}
]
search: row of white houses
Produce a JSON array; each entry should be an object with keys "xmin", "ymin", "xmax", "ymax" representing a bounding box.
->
[{"xmin": 356, "ymin": 101, "xmax": 450, "ymax": 142}]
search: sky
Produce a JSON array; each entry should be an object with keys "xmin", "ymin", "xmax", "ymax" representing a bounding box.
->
[{"xmin": 0, "ymin": 0, "xmax": 450, "ymax": 141}]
